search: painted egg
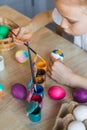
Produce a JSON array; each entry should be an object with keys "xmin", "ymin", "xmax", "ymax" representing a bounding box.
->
[
  {"xmin": 72, "ymin": 88, "xmax": 87, "ymax": 103},
  {"xmin": 15, "ymin": 50, "xmax": 29, "ymax": 63},
  {"xmin": 0, "ymin": 25, "xmax": 9, "ymax": 38},
  {"xmin": 48, "ymin": 86, "xmax": 66, "ymax": 100},
  {"xmin": 51, "ymin": 49, "xmax": 64, "ymax": 61},
  {"xmin": 11, "ymin": 83, "xmax": 27, "ymax": 100},
  {"xmin": 0, "ymin": 34, "xmax": 4, "ymax": 39},
  {"xmin": 0, "ymin": 83, "xmax": 4, "ymax": 96}
]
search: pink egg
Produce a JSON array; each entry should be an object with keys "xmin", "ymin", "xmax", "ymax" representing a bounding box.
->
[{"xmin": 48, "ymin": 86, "xmax": 66, "ymax": 100}]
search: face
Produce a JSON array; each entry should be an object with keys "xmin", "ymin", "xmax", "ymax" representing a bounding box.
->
[{"xmin": 55, "ymin": 0, "xmax": 87, "ymax": 36}]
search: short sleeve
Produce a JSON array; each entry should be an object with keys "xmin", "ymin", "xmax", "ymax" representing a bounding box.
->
[
  {"xmin": 52, "ymin": 8, "xmax": 62, "ymax": 25},
  {"xmin": 74, "ymin": 34, "xmax": 87, "ymax": 50}
]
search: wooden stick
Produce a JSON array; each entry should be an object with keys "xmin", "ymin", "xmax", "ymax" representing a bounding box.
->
[
  {"xmin": 10, "ymin": 30, "xmax": 17, "ymax": 37},
  {"xmin": 24, "ymin": 43, "xmax": 45, "ymax": 62},
  {"xmin": 26, "ymin": 42, "xmax": 37, "ymax": 91}
]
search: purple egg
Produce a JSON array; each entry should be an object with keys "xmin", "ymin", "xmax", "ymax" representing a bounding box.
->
[
  {"xmin": 48, "ymin": 86, "xmax": 66, "ymax": 100},
  {"xmin": 73, "ymin": 88, "xmax": 87, "ymax": 103},
  {"xmin": 11, "ymin": 83, "xmax": 27, "ymax": 100}
]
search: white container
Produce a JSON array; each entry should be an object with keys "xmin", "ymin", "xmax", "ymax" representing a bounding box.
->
[{"xmin": 0, "ymin": 56, "xmax": 5, "ymax": 72}]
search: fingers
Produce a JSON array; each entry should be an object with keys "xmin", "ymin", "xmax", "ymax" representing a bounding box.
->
[
  {"xmin": 12, "ymin": 28, "xmax": 21, "ymax": 36},
  {"xmin": 13, "ymin": 38, "xmax": 24, "ymax": 45},
  {"xmin": 47, "ymin": 58, "xmax": 54, "ymax": 78},
  {"xmin": 49, "ymin": 56, "xmax": 56, "ymax": 63},
  {"xmin": 22, "ymin": 32, "xmax": 32, "ymax": 40},
  {"xmin": 47, "ymin": 65, "xmax": 59, "ymax": 83},
  {"xmin": 47, "ymin": 59, "xmax": 63, "ymax": 80},
  {"xmin": 12, "ymin": 27, "xmax": 32, "ymax": 45},
  {"xmin": 48, "ymin": 57, "xmax": 62, "ymax": 70},
  {"xmin": 47, "ymin": 71, "xmax": 53, "ymax": 80},
  {"xmin": 49, "ymin": 55, "xmax": 63, "ymax": 65}
]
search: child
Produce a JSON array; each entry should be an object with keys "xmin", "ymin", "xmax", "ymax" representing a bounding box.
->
[
  {"xmin": 13, "ymin": 10, "xmax": 53, "ymax": 44},
  {"xmin": 14, "ymin": 0, "xmax": 87, "ymax": 89}
]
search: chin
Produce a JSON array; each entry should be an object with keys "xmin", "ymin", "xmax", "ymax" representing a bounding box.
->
[
  {"xmin": 72, "ymin": 33, "xmax": 83, "ymax": 36},
  {"xmin": 70, "ymin": 31, "xmax": 85, "ymax": 36},
  {"xmin": 64, "ymin": 31, "xmax": 72, "ymax": 36},
  {"xmin": 64, "ymin": 30, "xmax": 83, "ymax": 36}
]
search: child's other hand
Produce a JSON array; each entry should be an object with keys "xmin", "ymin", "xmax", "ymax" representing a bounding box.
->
[{"xmin": 47, "ymin": 56, "xmax": 73, "ymax": 86}]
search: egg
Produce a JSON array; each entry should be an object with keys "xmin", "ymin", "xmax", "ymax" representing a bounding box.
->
[
  {"xmin": 0, "ymin": 25, "xmax": 9, "ymax": 38},
  {"xmin": 0, "ymin": 34, "xmax": 4, "ymax": 39},
  {"xmin": 0, "ymin": 83, "xmax": 4, "ymax": 96},
  {"xmin": 73, "ymin": 105, "xmax": 87, "ymax": 121},
  {"xmin": 68, "ymin": 120, "xmax": 86, "ymax": 130},
  {"xmin": 73, "ymin": 88, "xmax": 87, "ymax": 103},
  {"xmin": 15, "ymin": 50, "xmax": 29, "ymax": 63},
  {"xmin": 11, "ymin": 83, "xmax": 27, "ymax": 100},
  {"xmin": 51, "ymin": 49, "xmax": 64, "ymax": 61},
  {"xmin": 48, "ymin": 86, "xmax": 66, "ymax": 100}
]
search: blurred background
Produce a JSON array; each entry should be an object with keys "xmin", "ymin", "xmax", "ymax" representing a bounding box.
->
[{"xmin": 0, "ymin": 0, "xmax": 55, "ymax": 17}]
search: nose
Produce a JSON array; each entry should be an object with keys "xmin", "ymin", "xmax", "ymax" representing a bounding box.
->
[{"xmin": 60, "ymin": 18, "xmax": 69, "ymax": 29}]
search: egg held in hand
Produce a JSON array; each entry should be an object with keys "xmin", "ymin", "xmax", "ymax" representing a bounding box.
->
[
  {"xmin": 48, "ymin": 86, "xmax": 66, "ymax": 100},
  {"xmin": 51, "ymin": 49, "xmax": 64, "ymax": 61}
]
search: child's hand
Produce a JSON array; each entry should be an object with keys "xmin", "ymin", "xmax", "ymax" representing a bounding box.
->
[
  {"xmin": 47, "ymin": 56, "xmax": 73, "ymax": 86},
  {"xmin": 12, "ymin": 26, "xmax": 32, "ymax": 45}
]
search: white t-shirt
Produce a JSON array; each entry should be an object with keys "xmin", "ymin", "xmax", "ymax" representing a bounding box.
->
[{"xmin": 52, "ymin": 8, "xmax": 87, "ymax": 51}]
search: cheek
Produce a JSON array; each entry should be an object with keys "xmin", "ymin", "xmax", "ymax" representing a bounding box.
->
[{"xmin": 70, "ymin": 24, "xmax": 85, "ymax": 35}]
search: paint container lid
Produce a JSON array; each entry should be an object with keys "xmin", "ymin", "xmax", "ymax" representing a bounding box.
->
[
  {"xmin": 26, "ymin": 101, "xmax": 38, "ymax": 116},
  {"xmin": 29, "ymin": 106, "xmax": 41, "ymax": 123}
]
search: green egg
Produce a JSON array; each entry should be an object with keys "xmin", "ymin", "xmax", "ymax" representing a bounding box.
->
[
  {"xmin": 0, "ymin": 25, "xmax": 9, "ymax": 38},
  {"xmin": 0, "ymin": 34, "xmax": 4, "ymax": 39}
]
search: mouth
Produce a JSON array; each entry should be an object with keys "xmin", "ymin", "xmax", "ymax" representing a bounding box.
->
[{"xmin": 64, "ymin": 30, "xmax": 72, "ymax": 35}]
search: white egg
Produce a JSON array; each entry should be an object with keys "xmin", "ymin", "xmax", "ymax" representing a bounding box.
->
[
  {"xmin": 73, "ymin": 105, "xmax": 87, "ymax": 121},
  {"xmin": 51, "ymin": 49, "xmax": 64, "ymax": 61},
  {"xmin": 68, "ymin": 120, "xmax": 86, "ymax": 130}
]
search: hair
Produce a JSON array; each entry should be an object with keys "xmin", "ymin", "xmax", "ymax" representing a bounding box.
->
[
  {"xmin": 55, "ymin": 0, "xmax": 87, "ymax": 14},
  {"xmin": 78, "ymin": 0, "xmax": 87, "ymax": 14}
]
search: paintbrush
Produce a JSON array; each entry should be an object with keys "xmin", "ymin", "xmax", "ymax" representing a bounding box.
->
[
  {"xmin": 10, "ymin": 31, "xmax": 37, "ymax": 91},
  {"xmin": 26, "ymin": 42, "xmax": 37, "ymax": 91},
  {"xmin": 24, "ymin": 43, "xmax": 45, "ymax": 62},
  {"xmin": 10, "ymin": 30, "xmax": 17, "ymax": 37},
  {"xmin": 11, "ymin": 30, "xmax": 45, "ymax": 62},
  {"xmin": 10, "ymin": 30, "xmax": 22, "ymax": 41}
]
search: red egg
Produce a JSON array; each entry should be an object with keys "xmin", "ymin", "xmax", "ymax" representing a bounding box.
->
[{"xmin": 48, "ymin": 86, "xmax": 66, "ymax": 100}]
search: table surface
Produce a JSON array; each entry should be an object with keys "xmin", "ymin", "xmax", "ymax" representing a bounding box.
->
[{"xmin": 0, "ymin": 5, "xmax": 87, "ymax": 130}]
